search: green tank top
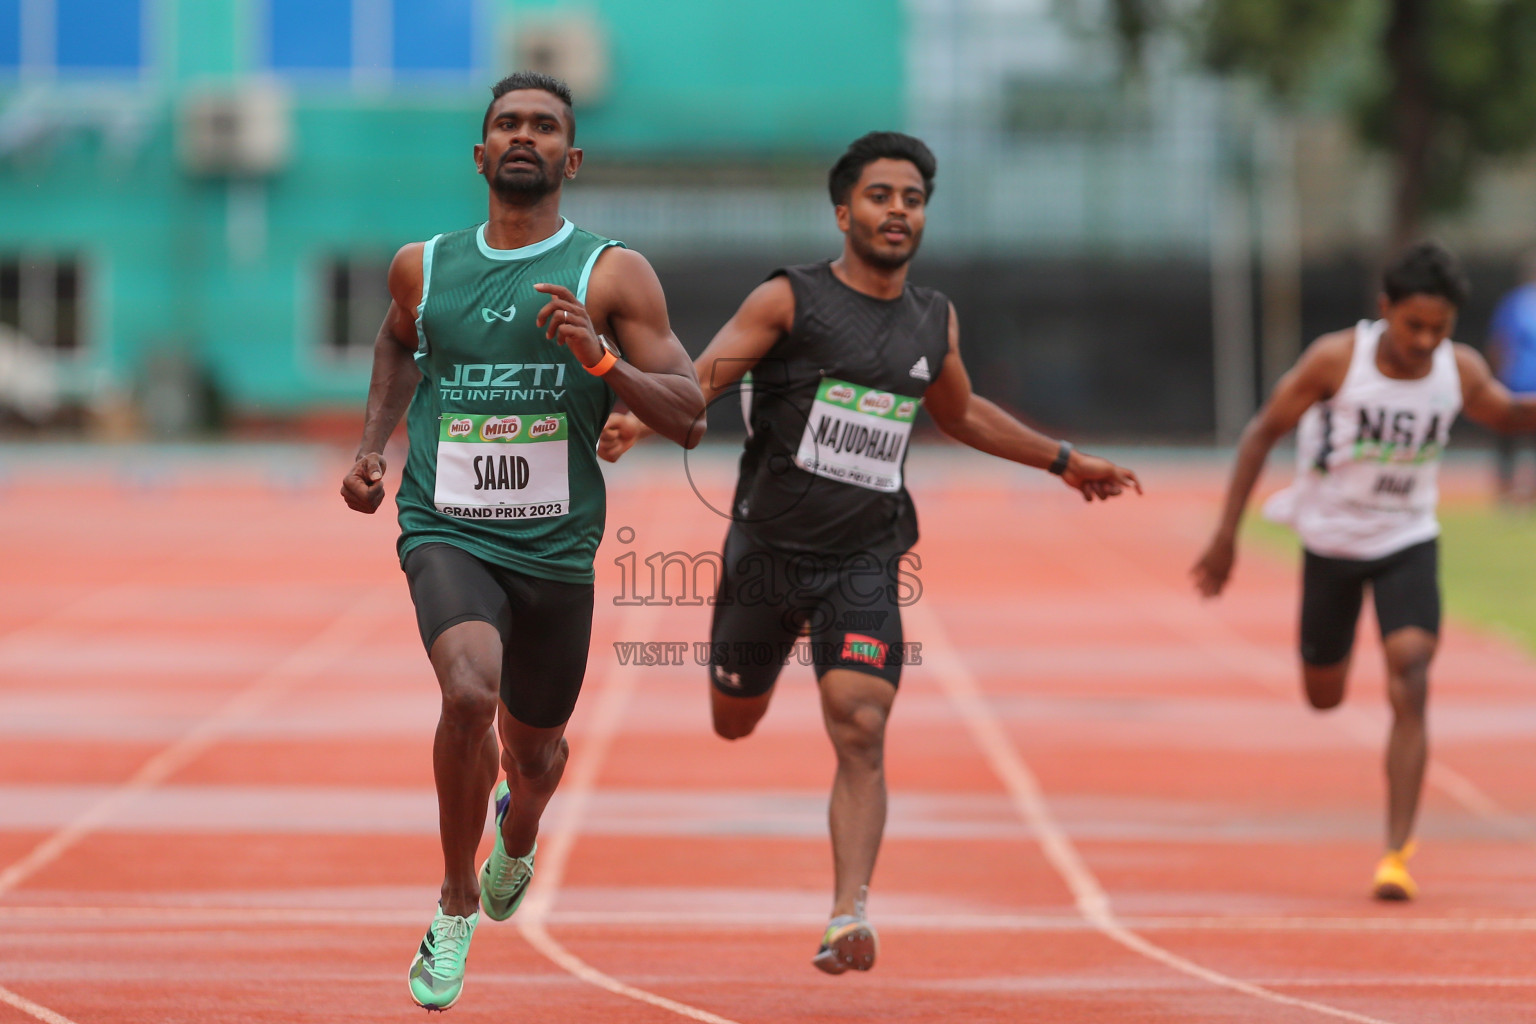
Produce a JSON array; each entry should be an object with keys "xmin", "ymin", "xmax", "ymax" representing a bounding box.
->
[{"xmin": 396, "ymin": 220, "xmax": 623, "ymax": 583}]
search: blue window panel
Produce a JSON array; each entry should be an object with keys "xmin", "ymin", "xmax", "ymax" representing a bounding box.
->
[
  {"xmin": 393, "ymin": 0, "xmax": 473, "ymax": 74},
  {"xmin": 0, "ymin": 0, "xmax": 19, "ymax": 70},
  {"xmin": 56, "ymin": 0, "xmax": 141, "ymax": 69},
  {"xmin": 270, "ymin": 0, "xmax": 351, "ymax": 70}
]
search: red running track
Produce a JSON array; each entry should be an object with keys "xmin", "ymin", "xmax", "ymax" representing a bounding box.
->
[{"xmin": 0, "ymin": 445, "xmax": 1533, "ymax": 1024}]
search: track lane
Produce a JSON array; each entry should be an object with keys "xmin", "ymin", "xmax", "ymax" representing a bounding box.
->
[{"xmin": 1, "ymin": 451, "xmax": 1533, "ymax": 1022}]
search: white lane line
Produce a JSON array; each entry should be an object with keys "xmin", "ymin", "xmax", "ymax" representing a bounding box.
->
[
  {"xmin": 1099, "ymin": 529, "xmax": 1536, "ymax": 840},
  {"xmin": 0, "ymin": 982, "xmax": 82, "ymax": 1024},
  {"xmin": 1272, "ymin": 976, "xmax": 1536, "ymax": 990},
  {"xmin": 3, "ymin": 904, "xmax": 1536, "ymax": 933},
  {"xmin": 0, "ymin": 982, "xmax": 80, "ymax": 1024},
  {"xmin": 0, "ymin": 585, "xmax": 127, "ymax": 650},
  {"xmin": 0, "ymin": 592, "xmax": 393, "ymax": 898},
  {"xmin": 515, "ymin": 602, "xmax": 745, "ymax": 1024},
  {"xmin": 911, "ymin": 602, "xmax": 1400, "ymax": 1024},
  {"xmin": 914, "ymin": 975, "xmax": 1536, "ymax": 993},
  {"xmin": 0, "ymin": 783, "xmax": 1039, "ymax": 838},
  {"xmin": 0, "ymin": 593, "xmax": 390, "ymax": 1024},
  {"xmin": 1195, "ymin": 610, "xmax": 1533, "ymax": 839}
]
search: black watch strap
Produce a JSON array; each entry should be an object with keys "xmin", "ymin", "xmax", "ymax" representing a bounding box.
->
[{"xmin": 1048, "ymin": 440, "xmax": 1073, "ymax": 476}]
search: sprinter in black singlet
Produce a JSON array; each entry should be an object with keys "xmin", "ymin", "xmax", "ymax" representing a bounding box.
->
[{"xmin": 601, "ymin": 132, "xmax": 1139, "ymax": 974}]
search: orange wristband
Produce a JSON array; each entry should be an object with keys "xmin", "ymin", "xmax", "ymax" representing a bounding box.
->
[{"xmin": 582, "ymin": 348, "xmax": 619, "ymax": 376}]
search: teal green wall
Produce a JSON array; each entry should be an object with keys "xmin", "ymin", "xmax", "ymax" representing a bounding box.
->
[
  {"xmin": 0, "ymin": 0, "xmax": 903, "ymax": 415},
  {"xmin": 0, "ymin": 101, "xmax": 487, "ymax": 410},
  {"xmin": 505, "ymin": 0, "xmax": 905, "ymax": 153}
]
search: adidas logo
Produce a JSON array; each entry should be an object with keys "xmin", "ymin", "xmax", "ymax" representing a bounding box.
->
[{"xmin": 909, "ymin": 356, "xmax": 931, "ymax": 381}]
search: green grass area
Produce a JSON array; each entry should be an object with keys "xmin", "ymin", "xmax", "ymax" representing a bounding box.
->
[{"xmin": 1244, "ymin": 505, "xmax": 1536, "ymax": 654}]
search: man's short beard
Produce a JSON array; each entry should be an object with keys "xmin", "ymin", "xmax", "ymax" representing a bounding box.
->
[
  {"xmin": 850, "ymin": 223, "xmax": 920, "ymax": 269},
  {"xmin": 486, "ymin": 156, "xmax": 560, "ymax": 203}
]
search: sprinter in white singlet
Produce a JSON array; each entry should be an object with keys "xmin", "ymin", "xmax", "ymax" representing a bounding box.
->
[{"xmin": 1194, "ymin": 242, "xmax": 1536, "ymax": 901}]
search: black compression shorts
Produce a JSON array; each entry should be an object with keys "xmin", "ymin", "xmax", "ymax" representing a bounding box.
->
[
  {"xmin": 402, "ymin": 542, "xmax": 593, "ymax": 729},
  {"xmin": 1300, "ymin": 538, "xmax": 1440, "ymax": 666},
  {"xmin": 707, "ymin": 526, "xmax": 911, "ymax": 697}
]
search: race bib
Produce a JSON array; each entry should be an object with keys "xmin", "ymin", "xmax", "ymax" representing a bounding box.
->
[
  {"xmin": 1331, "ymin": 436, "xmax": 1442, "ymax": 514},
  {"xmin": 795, "ymin": 378, "xmax": 918, "ymax": 492},
  {"xmin": 1335, "ymin": 464, "xmax": 1430, "ymax": 514},
  {"xmin": 434, "ymin": 413, "xmax": 569, "ymax": 520}
]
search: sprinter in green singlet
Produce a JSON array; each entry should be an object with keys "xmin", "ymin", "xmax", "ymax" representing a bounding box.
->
[{"xmin": 340, "ymin": 72, "xmax": 703, "ymax": 1012}]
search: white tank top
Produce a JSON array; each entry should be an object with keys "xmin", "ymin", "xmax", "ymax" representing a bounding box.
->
[{"xmin": 1263, "ymin": 319, "xmax": 1461, "ymax": 560}]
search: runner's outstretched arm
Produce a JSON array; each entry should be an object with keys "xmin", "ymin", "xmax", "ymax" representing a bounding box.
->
[
  {"xmin": 1456, "ymin": 344, "xmax": 1536, "ymax": 433},
  {"xmin": 536, "ymin": 247, "xmax": 704, "ymax": 449},
  {"xmin": 923, "ymin": 302, "xmax": 1140, "ymax": 502},
  {"xmin": 598, "ymin": 275, "xmax": 792, "ymax": 461},
  {"xmin": 341, "ymin": 243, "xmax": 425, "ymax": 514},
  {"xmin": 1192, "ymin": 332, "xmax": 1350, "ymax": 596}
]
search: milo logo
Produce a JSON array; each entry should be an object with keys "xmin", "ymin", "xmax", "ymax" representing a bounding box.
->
[
  {"xmin": 448, "ymin": 418, "xmax": 474, "ymax": 438},
  {"xmin": 825, "ymin": 384, "xmax": 856, "ymax": 404},
  {"xmin": 481, "ymin": 416, "xmax": 521, "ymax": 441},
  {"xmin": 858, "ymin": 391, "xmax": 894, "ymax": 415},
  {"xmin": 529, "ymin": 416, "xmax": 561, "ymax": 439},
  {"xmin": 895, "ymin": 400, "xmax": 917, "ymax": 420}
]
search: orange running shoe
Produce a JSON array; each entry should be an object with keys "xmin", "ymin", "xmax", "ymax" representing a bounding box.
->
[{"xmin": 1372, "ymin": 841, "xmax": 1418, "ymax": 901}]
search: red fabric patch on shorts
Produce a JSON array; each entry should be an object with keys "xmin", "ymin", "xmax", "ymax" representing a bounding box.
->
[{"xmin": 840, "ymin": 633, "xmax": 888, "ymax": 667}]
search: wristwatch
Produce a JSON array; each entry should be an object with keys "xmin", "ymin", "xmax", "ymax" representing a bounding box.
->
[{"xmin": 1048, "ymin": 440, "xmax": 1073, "ymax": 476}]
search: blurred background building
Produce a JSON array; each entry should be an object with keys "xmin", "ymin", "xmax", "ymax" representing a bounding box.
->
[{"xmin": 2, "ymin": 0, "xmax": 1535, "ymax": 441}]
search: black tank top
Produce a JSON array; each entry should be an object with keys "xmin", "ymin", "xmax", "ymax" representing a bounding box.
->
[{"xmin": 730, "ymin": 261, "xmax": 951, "ymax": 555}]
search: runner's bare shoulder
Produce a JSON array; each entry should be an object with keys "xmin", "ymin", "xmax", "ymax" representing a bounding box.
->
[
  {"xmin": 739, "ymin": 275, "xmax": 795, "ymax": 333},
  {"xmin": 388, "ymin": 242, "xmax": 427, "ymax": 309},
  {"xmin": 1292, "ymin": 328, "xmax": 1355, "ymax": 401}
]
